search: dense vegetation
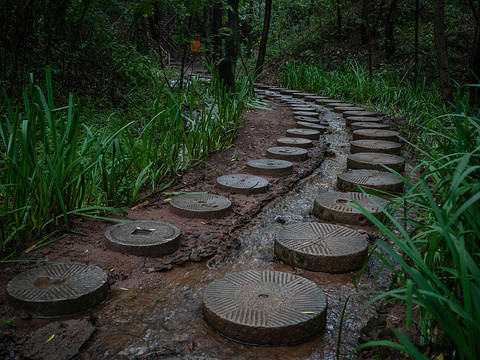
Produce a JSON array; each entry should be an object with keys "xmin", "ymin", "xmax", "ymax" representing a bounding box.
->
[{"xmin": 1, "ymin": 0, "xmax": 480, "ymax": 358}]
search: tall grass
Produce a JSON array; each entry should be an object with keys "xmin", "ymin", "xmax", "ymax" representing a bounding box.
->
[
  {"xmin": 352, "ymin": 89, "xmax": 480, "ymax": 359},
  {"xmin": 281, "ymin": 61, "xmax": 446, "ymax": 124},
  {"xmin": 0, "ymin": 67, "xmax": 251, "ymax": 257}
]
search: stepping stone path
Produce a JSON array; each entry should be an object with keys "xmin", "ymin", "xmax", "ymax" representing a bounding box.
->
[
  {"xmin": 346, "ymin": 116, "xmax": 384, "ymax": 126},
  {"xmin": 347, "ymin": 153, "xmax": 406, "ymax": 172},
  {"xmin": 276, "ymin": 137, "xmax": 313, "ymax": 148},
  {"xmin": 202, "ymin": 270, "xmax": 327, "ymax": 346},
  {"xmin": 334, "ymin": 106, "xmax": 365, "ymax": 113},
  {"xmin": 343, "ymin": 110, "xmax": 378, "ymax": 118},
  {"xmin": 296, "ymin": 121, "xmax": 330, "ymax": 133},
  {"xmin": 216, "ymin": 174, "xmax": 269, "ymax": 194},
  {"xmin": 337, "ymin": 169, "xmax": 405, "ymax": 193},
  {"xmin": 246, "ymin": 159, "xmax": 293, "ymax": 177},
  {"xmin": 7, "ymin": 263, "xmax": 109, "ymax": 317},
  {"xmin": 275, "ymin": 223, "xmax": 369, "ymax": 273},
  {"xmin": 351, "ymin": 122, "xmax": 390, "ymax": 130},
  {"xmin": 267, "ymin": 146, "xmax": 309, "ymax": 161},
  {"xmin": 105, "ymin": 220, "xmax": 181, "ymax": 257},
  {"xmin": 169, "ymin": 193, "xmax": 232, "ymax": 218},
  {"xmin": 353, "ymin": 129, "xmax": 400, "ymax": 142},
  {"xmin": 294, "ymin": 116, "xmax": 323, "ymax": 124},
  {"xmin": 350, "ymin": 139, "xmax": 402, "ymax": 155},
  {"xmin": 293, "ymin": 111, "xmax": 319, "ymax": 117},
  {"xmin": 286, "ymin": 128, "xmax": 320, "ymax": 140}
]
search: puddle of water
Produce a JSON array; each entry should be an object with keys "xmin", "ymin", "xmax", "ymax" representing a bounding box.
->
[{"xmin": 81, "ymin": 101, "xmax": 392, "ymax": 360}]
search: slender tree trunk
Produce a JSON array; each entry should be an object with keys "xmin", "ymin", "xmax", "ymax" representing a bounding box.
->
[
  {"xmin": 384, "ymin": 0, "xmax": 397, "ymax": 58},
  {"xmin": 414, "ymin": 0, "xmax": 419, "ymax": 84},
  {"xmin": 254, "ymin": 0, "xmax": 272, "ymax": 78},
  {"xmin": 336, "ymin": 3, "xmax": 342, "ymax": 37},
  {"xmin": 434, "ymin": 0, "xmax": 454, "ymax": 104},
  {"xmin": 469, "ymin": 1, "xmax": 480, "ymax": 105},
  {"xmin": 361, "ymin": 0, "xmax": 368, "ymax": 44},
  {"xmin": 218, "ymin": 0, "xmax": 240, "ymax": 89}
]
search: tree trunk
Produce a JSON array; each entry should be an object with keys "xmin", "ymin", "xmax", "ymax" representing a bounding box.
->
[
  {"xmin": 254, "ymin": 0, "xmax": 272, "ymax": 78},
  {"xmin": 218, "ymin": 0, "xmax": 240, "ymax": 89},
  {"xmin": 361, "ymin": 0, "xmax": 368, "ymax": 45},
  {"xmin": 414, "ymin": 0, "xmax": 419, "ymax": 84},
  {"xmin": 434, "ymin": 0, "xmax": 454, "ymax": 104},
  {"xmin": 384, "ymin": 0, "xmax": 397, "ymax": 58},
  {"xmin": 336, "ymin": 3, "xmax": 342, "ymax": 37},
  {"xmin": 469, "ymin": 1, "xmax": 480, "ymax": 106}
]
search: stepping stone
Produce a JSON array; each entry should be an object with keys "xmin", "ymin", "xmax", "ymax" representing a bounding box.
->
[
  {"xmin": 246, "ymin": 159, "xmax": 294, "ymax": 177},
  {"xmin": 286, "ymin": 100, "xmax": 304, "ymax": 105},
  {"xmin": 346, "ymin": 116, "xmax": 384, "ymax": 127},
  {"xmin": 351, "ymin": 139, "xmax": 401, "ymax": 156},
  {"xmin": 313, "ymin": 191, "xmax": 386, "ymax": 225},
  {"xmin": 254, "ymin": 83, "xmax": 271, "ymax": 89},
  {"xmin": 294, "ymin": 115, "xmax": 321, "ymax": 123},
  {"xmin": 353, "ymin": 129, "xmax": 400, "ymax": 142},
  {"xmin": 305, "ymin": 95, "xmax": 329, "ymax": 102},
  {"xmin": 296, "ymin": 122, "xmax": 330, "ymax": 133},
  {"xmin": 267, "ymin": 147, "xmax": 309, "ymax": 161},
  {"xmin": 169, "ymin": 193, "xmax": 232, "ymax": 218},
  {"xmin": 337, "ymin": 169, "xmax": 404, "ymax": 193},
  {"xmin": 105, "ymin": 220, "xmax": 181, "ymax": 257},
  {"xmin": 275, "ymin": 223, "xmax": 368, "ymax": 273},
  {"xmin": 334, "ymin": 106, "xmax": 365, "ymax": 113},
  {"xmin": 277, "ymin": 137, "xmax": 313, "ymax": 148},
  {"xmin": 7, "ymin": 263, "xmax": 108, "ymax": 317},
  {"xmin": 292, "ymin": 107, "xmax": 316, "ymax": 112},
  {"xmin": 286, "ymin": 128, "xmax": 320, "ymax": 140},
  {"xmin": 202, "ymin": 270, "xmax": 327, "ymax": 346},
  {"xmin": 269, "ymin": 87, "xmax": 284, "ymax": 92},
  {"xmin": 347, "ymin": 153, "xmax": 406, "ymax": 172},
  {"xmin": 323, "ymin": 102, "xmax": 353, "ymax": 109},
  {"xmin": 316, "ymin": 99, "xmax": 341, "ymax": 105},
  {"xmin": 292, "ymin": 92, "xmax": 312, "ymax": 98},
  {"xmin": 280, "ymin": 89, "xmax": 298, "ymax": 95},
  {"xmin": 351, "ymin": 122, "xmax": 390, "ymax": 131},
  {"xmin": 293, "ymin": 111, "xmax": 319, "ymax": 117},
  {"xmin": 217, "ymin": 174, "xmax": 269, "ymax": 194},
  {"xmin": 343, "ymin": 110, "xmax": 378, "ymax": 118}
]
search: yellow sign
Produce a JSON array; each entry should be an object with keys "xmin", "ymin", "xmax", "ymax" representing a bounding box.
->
[{"xmin": 191, "ymin": 40, "xmax": 200, "ymax": 53}]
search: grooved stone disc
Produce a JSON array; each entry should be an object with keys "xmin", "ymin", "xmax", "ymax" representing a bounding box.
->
[
  {"xmin": 292, "ymin": 92, "xmax": 312, "ymax": 99},
  {"xmin": 334, "ymin": 106, "xmax": 365, "ymax": 113},
  {"xmin": 323, "ymin": 102, "xmax": 353, "ymax": 109},
  {"xmin": 292, "ymin": 107, "xmax": 316, "ymax": 112},
  {"xmin": 296, "ymin": 122, "xmax": 330, "ymax": 133},
  {"xmin": 313, "ymin": 192, "xmax": 386, "ymax": 225},
  {"xmin": 202, "ymin": 270, "xmax": 327, "ymax": 346},
  {"xmin": 105, "ymin": 220, "xmax": 181, "ymax": 257},
  {"xmin": 280, "ymin": 89, "xmax": 298, "ymax": 95},
  {"xmin": 343, "ymin": 110, "xmax": 378, "ymax": 118},
  {"xmin": 246, "ymin": 159, "xmax": 293, "ymax": 177},
  {"xmin": 275, "ymin": 223, "xmax": 368, "ymax": 273},
  {"xmin": 351, "ymin": 140, "xmax": 401, "ymax": 155},
  {"xmin": 347, "ymin": 153, "xmax": 405, "ymax": 172},
  {"xmin": 277, "ymin": 137, "xmax": 313, "ymax": 148},
  {"xmin": 346, "ymin": 117, "xmax": 383, "ymax": 126},
  {"xmin": 316, "ymin": 99, "xmax": 341, "ymax": 105},
  {"xmin": 351, "ymin": 122, "xmax": 390, "ymax": 131},
  {"xmin": 7, "ymin": 263, "xmax": 108, "ymax": 317},
  {"xmin": 267, "ymin": 147, "xmax": 309, "ymax": 161},
  {"xmin": 293, "ymin": 111, "xmax": 319, "ymax": 117},
  {"xmin": 270, "ymin": 87, "xmax": 284, "ymax": 92},
  {"xmin": 286, "ymin": 128, "xmax": 320, "ymax": 140},
  {"xmin": 169, "ymin": 193, "xmax": 232, "ymax": 218},
  {"xmin": 353, "ymin": 129, "xmax": 400, "ymax": 142},
  {"xmin": 304, "ymin": 95, "xmax": 329, "ymax": 102},
  {"xmin": 294, "ymin": 116, "xmax": 321, "ymax": 124},
  {"xmin": 254, "ymin": 83, "xmax": 271, "ymax": 90},
  {"xmin": 217, "ymin": 174, "xmax": 269, "ymax": 194},
  {"xmin": 337, "ymin": 170, "xmax": 405, "ymax": 193}
]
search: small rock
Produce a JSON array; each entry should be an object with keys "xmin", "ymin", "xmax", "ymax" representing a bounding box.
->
[{"xmin": 275, "ymin": 216, "xmax": 287, "ymax": 224}]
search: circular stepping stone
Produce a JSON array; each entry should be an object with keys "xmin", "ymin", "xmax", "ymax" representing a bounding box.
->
[
  {"xmin": 337, "ymin": 169, "xmax": 404, "ymax": 193},
  {"xmin": 343, "ymin": 110, "xmax": 378, "ymax": 118},
  {"xmin": 353, "ymin": 129, "xmax": 400, "ymax": 142},
  {"xmin": 296, "ymin": 122, "xmax": 330, "ymax": 133},
  {"xmin": 217, "ymin": 174, "xmax": 269, "ymax": 195},
  {"xmin": 246, "ymin": 159, "xmax": 293, "ymax": 177},
  {"xmin": 346, "ymin": 116, "xmax": 383, "ymax": 127},
  {"xmin": 169, "ymin": 193, "xmax": 232, "ymax": 218},
  {"xmin": 292, "ymin": 107, "xmax": 316, "ymax": 112},
  {"xmin": 351, "ymin": 122, "xmax": 390, "ymax": 131},
  {"xmin": 305, "ymin": 95, "xmax": 329, "ymax": 102},
  {"xmin": 275, "ymin": 223, "xmax": 368, "ymax": 273},
  {"xmin": 269, "ymin": 87, "xmax": 284, "ymax": 92},
  {"xmin": 293, "ymin": 111, "xmax": 319, "ymax": 117},
  {"xmin": 105, "ymin": 220, "xmax": 181, "ymax": 257},
  {"xmin": 347, "ymin": 153, "xmax": 405, "ymax": 172},
  {"xmin": 334, "ymin": 106, "xmax": 365, "ymax": 113},
  {"xmin": 292, "ymin": 92, "xmax": 312, "ymax": 99},
  {"xmin": 202, "ymin": 270, "xmax": 327, "ymax": 346},
  {"xmin": 254, "ymin": 83, "xmax": 271, "ymax": 89},
  {"xmin": 286, "ymin": 128, "xmax": 320, "ymax": 140},
  {"xmin": 316, "ymin": 99, "xmax": 341, "ymax": 105},
  {"xmin": 313, "ymin": 192, "xmax": 386, "ymax": 225},
  {"xmin": 323, "ymin": 102, "xmax": 353, "ymax": 109},
  {"xmin": 280, "ymin": 89, "xmax": 298, "ymax": 95},
  {"xmin": 351, "ymin": 139, "xmax": 401, "ymax": 155},
  {"xmin": 277, "ymin": 137, "xmax": 313, "ymax": 148},
  {"xmin": 294, "ymin": 116, "xmax": 321, "ymax": 124},
  {"xmin": 267, "ymin": 147, "xmax": 309, "ymax": 161},
  {"xmin": 7, "ymin": 263, "xmax": 108, "ymax": 317}
]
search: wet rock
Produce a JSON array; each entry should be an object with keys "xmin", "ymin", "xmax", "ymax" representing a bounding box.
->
[{"xmin": 21, "ymin": 319, "xmax": 94, "ymax": 360}]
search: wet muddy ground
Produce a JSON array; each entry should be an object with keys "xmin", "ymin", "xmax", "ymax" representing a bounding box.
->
[{"xmin": 0, "ymin": 93, "xmax": 416, "ymax": 359}]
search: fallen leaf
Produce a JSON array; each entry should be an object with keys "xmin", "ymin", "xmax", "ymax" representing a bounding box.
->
[
  {"xmin": 130, "ymin": 200, "xmax": 149, "ymax": 210},
  {"xmin": 301, "ymin": 311, "xmax": 317, "ymax": 315},
  {"xmin": 164, "ymin": 198, "xmax": 171, "ymax": 202},
  {"xmin": 45, "ymin": 334, "xmax": 55, "ymax": 343}
]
